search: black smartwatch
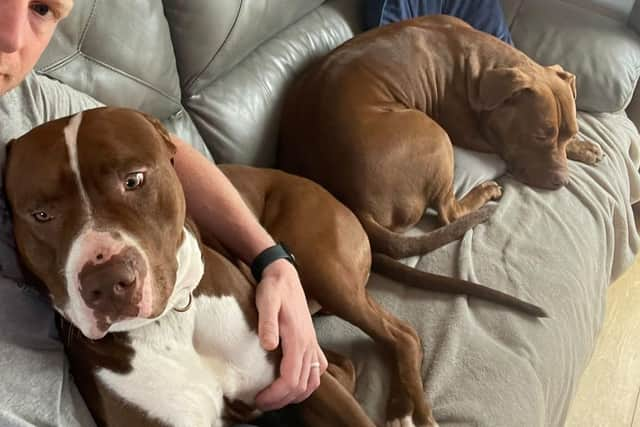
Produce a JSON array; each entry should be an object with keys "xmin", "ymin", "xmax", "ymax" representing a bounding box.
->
[{"xmin": 250, "ymin": 243, "xmax": 297, "ymax": 283}]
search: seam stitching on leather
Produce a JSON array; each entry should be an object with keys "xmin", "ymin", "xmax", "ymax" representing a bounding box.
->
[
  {"xmin": 510, "ymin": 0, "xmax": 526, "ymax": 32},
  {"xmin": 36, "ymin": 0, "xmax": 97, "ymax": 72},
  {"xmin": 78, "ymin": 52, "xmax": 182, "ymax": 105},
  {"xmin": 37, "ymin": 51, "xmax": 80, "ymax": 73},
  {"xmin": 77, "ymin": 0, "xmax": 98, "ymax": 51},
  {"xmin": 184, "ymin": 0, "xmax": 243, "ymax": 93},
  {"xmin": 558, "ymin": 0, "xmax": 629, "ymax": 21}
]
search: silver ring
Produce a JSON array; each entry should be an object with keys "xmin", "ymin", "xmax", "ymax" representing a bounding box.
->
[{"xmin": 309, "ymin": 362, "xmax": 321, "ymax": 369}]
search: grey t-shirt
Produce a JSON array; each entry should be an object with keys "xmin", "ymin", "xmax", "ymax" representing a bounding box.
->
[{"xmin": 0, "ymin": 72, "xmax": 101, "ymax": 427}]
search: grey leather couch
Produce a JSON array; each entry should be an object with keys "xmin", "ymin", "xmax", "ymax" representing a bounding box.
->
[{"xmin": 34, "ymin": 0, "xmax": 640, "ymax": 426}]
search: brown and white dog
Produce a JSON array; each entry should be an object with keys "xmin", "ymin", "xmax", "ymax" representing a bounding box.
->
[
  {"xmin": 5, "ymin": 107, "xmax": 544, "ymax": 427},
  {"xmin": 278, "ymin": 15, "xmax": 604, "ymax": 259}
]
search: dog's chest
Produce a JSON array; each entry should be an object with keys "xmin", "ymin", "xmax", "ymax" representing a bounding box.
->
[{"xmin": 95, "ymin": 294, "xmax": 274, "ymax": 427}]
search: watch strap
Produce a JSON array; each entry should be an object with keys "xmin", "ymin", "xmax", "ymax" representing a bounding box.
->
[{"xmin": 250, "ymin": 243, "xmax": 295, "ymax": 283}]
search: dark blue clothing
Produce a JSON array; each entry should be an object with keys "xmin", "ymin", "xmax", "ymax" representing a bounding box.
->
[{"xmin": 364, "ymin": 0, "xmax": 513, "ymax": 45}]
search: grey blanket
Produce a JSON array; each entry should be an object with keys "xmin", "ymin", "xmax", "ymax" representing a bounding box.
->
[{"xmin": 315, "ymin": 111, "xmax": 640, "ymax": 427}]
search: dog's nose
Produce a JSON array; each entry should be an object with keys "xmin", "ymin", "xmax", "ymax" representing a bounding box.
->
[{"xmin": 79, "ymin": 257, "xmax": 138, "ymax": 312}]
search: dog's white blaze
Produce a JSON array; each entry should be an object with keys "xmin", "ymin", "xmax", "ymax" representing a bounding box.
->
[
  {"xmin": 97, "ymin": 288, "xmax": 274, "ymax": 426},
  {"xmin": 63, "ymin": 112, "xmax": 91, "ymax": 211}
]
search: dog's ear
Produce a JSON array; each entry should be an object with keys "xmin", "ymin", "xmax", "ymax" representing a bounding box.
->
[
  {"xmin": 137, "ymin": 111, "xmax": 178, "ymax": 162},
  {"xmin": 548, "ymin": 64, "xmax": 577, "ymax": 99},
  {"xmin": 478, "ymin": 67, "xmax": 532, "ymax": 111}
]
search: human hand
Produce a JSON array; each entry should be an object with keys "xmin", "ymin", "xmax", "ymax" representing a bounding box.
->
[{"xmin": 254, "ymin": 259, "xmax": 328, "ymax": 410}]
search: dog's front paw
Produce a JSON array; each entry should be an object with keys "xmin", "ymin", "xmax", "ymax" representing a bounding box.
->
[
  {"xmin": 387, "ymin": 415, "xmax": 439, "ymax": 427},
  {"xmin": 567, "ymin": 139, "xmax": 604, "ymax": 165},
  {"xmin": 385, "ymin": 413, "xmax": 439, "ymax": 427},
  {"xmin": 386, "ymin": 416, "xmax": 415, "ymax": 427},
  {"xmin": 481, "ymin": 180, "xmax": 503, "ymax": 201}
]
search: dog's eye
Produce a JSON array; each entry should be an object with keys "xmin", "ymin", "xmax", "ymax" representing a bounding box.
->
[
  {"xmin": 124, "ymin": 172, "xmax": 145, "ymax": 191},
  {"xmin": 32, "ymin": 211, "xmax": 53, "ymax": 223}
]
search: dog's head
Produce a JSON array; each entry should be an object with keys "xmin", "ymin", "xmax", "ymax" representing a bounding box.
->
[
  {"xmin": 476, "ymin": 63, "xmax": 582, "ymax": 189},
  {"xmin": 5, "ymin": 107, "xmax": 201, "ymax": 339}
]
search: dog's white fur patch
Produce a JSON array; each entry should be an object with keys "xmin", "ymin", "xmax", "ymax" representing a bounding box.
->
[
  {"xmin": 98, "ymin": 305, "xmax": 224, "ymax": 427},
  {"xmin": 97, "ymin": 278, "xmax": 274, "ymax": 426}
]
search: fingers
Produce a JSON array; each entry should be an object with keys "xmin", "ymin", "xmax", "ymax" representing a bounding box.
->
[
  {"xmin": 256, "ymin": 280, "xmax": 281, "ymax": 351},
  {"xmin": 292, "ymin": 360, "xmax": 321, "ymax": 403},
  {"xmin": 294, "ymin": 350, "xmax": 314, "ymax": 400},
  {"xmin": 255, "ymin": 346, "xmax": 307, "ymax": 410},
  {"xmin": 317, "ymin": 348, "xmax": 328, "ymax": 374},
  {"xmin": 254, "ymin": 261, "xmax": 328, "ymax": 409},
  {"xmin": 295, "ymin": 348, "xmax": 328, "ymax": 403},
  {"xmin": 256, "ymin": 349, "xmax": 328, "ymax": 410}
]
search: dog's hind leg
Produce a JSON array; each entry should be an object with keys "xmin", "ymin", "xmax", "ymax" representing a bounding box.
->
[{"xmin": 311, "ymin": 281, "xmax": 437, "ymax": 427}]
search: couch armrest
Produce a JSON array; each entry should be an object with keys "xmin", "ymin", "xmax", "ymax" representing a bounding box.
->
[
  {"xmin": 627, "ymin": 84, "xmax": 640, "ymax": 131},
  {"xmin": 626, "ymin": 1, "xmax": 640, "ymax": 130},
  {"xmin": 501, "ymin": 0, "xmax": 640, "ymax": 114}
]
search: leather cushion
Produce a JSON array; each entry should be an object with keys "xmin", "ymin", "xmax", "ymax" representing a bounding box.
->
[
  {"xmin": 507, "ymin": 0, "xmax": 640, "ymax": 113},
  {"xmin": 185, "ymin": 0, "xmax": 363, "ymax": 166},
  {"xmin": 37, "ymin": 0, "xmax": 211, "ymax": 159},
  {"xmin": 162, "ymin": 0, "xmax": 326, "ymax": 95}
]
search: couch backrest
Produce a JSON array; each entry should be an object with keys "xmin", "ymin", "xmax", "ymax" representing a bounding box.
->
[
  {"xmin": 501, "ymin": 0, "xmax": 640, "ymax": 118},
  {"xmin": 38, "ymin": 0, "xmax": 640, "ymax": 161},
  {"xmin": 35, "ymin": 0, "xmax": 212, "ymax": 159},
  {"xmin": 38, "ymin": 0, "xmax": 363, "ymax": 166},
  {"xmin": 166, "ymin": 0, "xmax": 362, "ymax": 166}
]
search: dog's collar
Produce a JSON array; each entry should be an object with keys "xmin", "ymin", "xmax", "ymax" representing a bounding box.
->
[{"xmin": 170, "ymin": 227, "xmax": 204, "ymax": 313}]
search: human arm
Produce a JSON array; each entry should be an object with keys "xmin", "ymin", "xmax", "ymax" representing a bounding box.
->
[{"xmin": 171, "ymin": 135, "xmax": 328, "ymax": 409}]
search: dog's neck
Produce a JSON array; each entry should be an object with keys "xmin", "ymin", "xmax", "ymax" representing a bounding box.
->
[
  {"xmin": 172, "ymin": 227, "xmax": 205, "ymax": 309},
  {"xmin": 107, "ymin": 227, "xmax": 204, "ymax": 333}
]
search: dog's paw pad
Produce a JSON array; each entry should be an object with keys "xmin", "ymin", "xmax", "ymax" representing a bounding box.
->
[
  {"xmin": 481, "ymin": 181, "xmax": 503, "ymax": 200},
  {"xmin": 589, "ymin": 143, "xmax": 605, "ymax": 163},
  {"xmin": 570, "ymin": 141, "xmax": 604, "ymax": 165}
]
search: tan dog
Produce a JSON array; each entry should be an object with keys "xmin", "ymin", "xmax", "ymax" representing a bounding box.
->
[
  {"xmin": 278, "ymin": 15, "xmax": 603, "ymax": 259},
  {"xmin": 5, "ymin": 107, "xmax": 545, "ymax": 427}
]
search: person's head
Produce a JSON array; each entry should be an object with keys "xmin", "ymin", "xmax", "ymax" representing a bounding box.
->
[{"xmin": 0, "ymin": 0, "xmax": 73, "ymax": 95}]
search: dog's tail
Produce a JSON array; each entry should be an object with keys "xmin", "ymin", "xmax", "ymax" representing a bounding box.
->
[
  {"xmin": 360, "ymin": 204, "xmax": 497, "ymax": 259},
  {"xmin": 372, "ymin": 252, "xmax": 548, "ymax": 318}
]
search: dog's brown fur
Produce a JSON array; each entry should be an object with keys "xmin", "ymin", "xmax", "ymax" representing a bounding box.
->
[
  {"xmin": 6, "ymin": 107, "xmax": 546, "ymax": 427},
  {"xmin": 278, "ymin": 15, "xmax": 603, "ymax": 259}
]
